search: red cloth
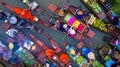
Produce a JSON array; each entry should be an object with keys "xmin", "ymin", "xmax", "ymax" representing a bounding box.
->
[
  {"xmin": 77, "ymin": 24, "xmax": 85, "ymax": 32},
  {"xmin": 60, "ymin": 54, "xmax": 69, "ymax": 64},
  {"xmin": 45, "ymin": 49, "xmax": 54, "ymax": 58},
  {"xmin": 13, "ymin": 8, "xmax": 34, "ymax": 20}
]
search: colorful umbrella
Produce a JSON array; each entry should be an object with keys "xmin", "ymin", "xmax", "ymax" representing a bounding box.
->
[
  {"xmin": 45, "ymin": 49, "xmax": 55, "ymax": 58},
  {"xmin": 60, "ymin": 54, "xmax": 70, "ymax": 64}
]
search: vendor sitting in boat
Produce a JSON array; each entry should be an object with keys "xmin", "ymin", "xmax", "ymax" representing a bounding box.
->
[
  {"xmin": 75, "ymin": 9, "xmax": 87, "ymax": 20},
  {"xmin": 67, "ymin": 27, "xmax": 76, "ymax": 37},
  {"xmin": 0, "ymin": 10, "xmax": 9, "ymax": 22},
  {"xmin": 68, "ymin": 6, "xmax": 87, "ymax": 20},
  {"xmin": 66, "ymin": 45, "xmax": 80, "ymax": 59},
  {"xmin": 58, "ymin": 23, "xmax": 70, "ymax": 33}
]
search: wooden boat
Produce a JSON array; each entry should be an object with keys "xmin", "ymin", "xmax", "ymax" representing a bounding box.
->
[
  {"xmin": 85, "ymin": 14, "xmax": 120, "ymax": 38},
  {"xmin": 0, "ymin": 1, "xmax": 39, "ymax": 22},
  {"xmin": 0, "ymin": 40, "xmax": 25, "ymax": 67},
  {"xmin": 45, "ymin": 33, "xmax": 73, "ymax": 67},
  {"xmin": 97, "ymin": 0, "xmax": 120, "ymax": 29},
  {"xmin": 96, "ymin": 45, "xmax": 116, "ymax": 67},
  {"xmin": 6, "ymin": 34, "xmax": 43, "ymax": 67},
  {"xmin": 97, "ymin": 0, "xmax": 115, "ymax": 22},
  {"xmin": 80, "ymin": 0, "xmax": 106, "ymax": 19},
  {"xmin": 97, "ymin": 0, "xmax": 112, "ymax": 11},
  {"xmin": 48, "ymin": 4, "xmax": 95, "ymax": 44},
  {"xmin": 62, "ymin": 42, "xmax": 90, "ymax": 67},
  {"xmin": 21, "ymin": 0, "xmax": 44, "ymax": 15},
  {"xmin": 49, "ymin": 16, "xmax": 94, "ymax": 44},
  {"xmin": 103, "ymin": 36, "xmax": 120, "ymax": 51},
  {"xmin": 0, "ymin": 9, "xmax": 43, "ymax": 34},
  {"xmin": 30, "ymin": 33, "xmax": 72, "ymax": 67},
  {"xmin": 67, "ymin": 5, "xmax": 120, "ymax": 38},
  {"xmin": 6, "ymin": 30, "xmax": 58, "ymax": 67}
]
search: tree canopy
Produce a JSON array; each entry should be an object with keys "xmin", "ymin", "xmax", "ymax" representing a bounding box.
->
[{"xmin": 112, "ymin": 0, "xmax": 120, "ymax": 16}]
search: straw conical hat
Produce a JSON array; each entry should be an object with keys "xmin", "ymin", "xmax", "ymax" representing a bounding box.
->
[{"xmin": 88, "ymin": 52, "xmax": 95, "ymax": 59}]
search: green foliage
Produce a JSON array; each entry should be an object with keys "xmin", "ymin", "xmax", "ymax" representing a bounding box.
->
[{"xmin": 112, "ymin": 0, "xmax": 120, "ymax": 16}]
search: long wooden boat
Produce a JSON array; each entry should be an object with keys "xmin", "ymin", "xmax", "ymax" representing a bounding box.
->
[
  {"xmin": 48, "ymin": 4, "xmax": 95, "ymax": 44},
  {"xmin": 6, "ymin": 35, "xmax": 42, "ymax": 67},
  {"xmin": 0, "ymin": 1, "xmax": 39, "ymax": 22},
  {"xmin": 97, "ymin": 0, "xmax": 120, "ymax": 29},
  {"xmin": 0, "ymin": 40, "xmax": 25, "ymax": 67},
  {"xmin": 96, "ymin": 45, "xmax": 116, "ymax": 67},
  {"xmin": 6, "ymin": 29, "xmax": 58, "ymax": 67},
  {"xmin": 45, "ymin": 33, "xmax": 73, "ymax": 67},
  {"xmin": 30, "ymin": 34, "xmax": 73, "ymax": 67},
  {"xmin": 0, "ymin": 9, "xmax": 43, "ymax": 35},
  {"xmin": 80, "ymin": 0, "xmax": 106, "ymax": 19},
  {"xmin": 0, "ymin": 11, "xmax": 56, "ymax": 66},
  {"xmin": 62, "ymin": 42, "xmax": 90, "ymax": 67},
  {"xmin": 46, "ymin": 32, "xmax": 94, "ymax": 64},
  {"xmin": 67, "ymin": 5, "xmax": 120, "ymax": 38}
]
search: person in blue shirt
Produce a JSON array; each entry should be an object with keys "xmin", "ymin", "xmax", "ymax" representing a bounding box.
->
[
  {"xmin": 0, "ymin": 11, "xmax": 8, "ymax": 22},
  {"xmin": 75, "ymin": 10, "xmax": 87, "ymax": 20},
  {"xmin": 113, "ymin": 16, "xmax": 120, "ymax": 28},
  {"xmin": 58, "ymin": 23, "xmax": 70, "ymax": 33}
]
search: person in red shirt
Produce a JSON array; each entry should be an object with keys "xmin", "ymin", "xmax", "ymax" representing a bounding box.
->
[{"xmin": 13, "ymin": 7, "xmax": 38, "ymax": 22}]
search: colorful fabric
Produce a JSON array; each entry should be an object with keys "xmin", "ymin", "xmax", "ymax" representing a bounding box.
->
[
  {"xmin": 77, "ymin": 24, "xmax": 85, "ymax": 32},
  {"xmin": 73, "ymin": 20, "xmax": 80, "ymax": 28},
  {"xmin": 60, "ymin": 54, "xmax": 69, "ymax": 64},
  {"xmin": 68, "ymin": 17, "xmax": 76, "ymax": 25},
  {"xmin": 64, "ymin": 13, "xmax": 72, "ymax": 22}
]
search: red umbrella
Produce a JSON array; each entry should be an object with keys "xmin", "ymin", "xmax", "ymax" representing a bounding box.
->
[
  {"xmin": 60, "ymin": 54, "xmax": 70, "ymax": 64},
  {"xmin": 45, "ymin": 49, "xmax": 54, "ymax": 58}
]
